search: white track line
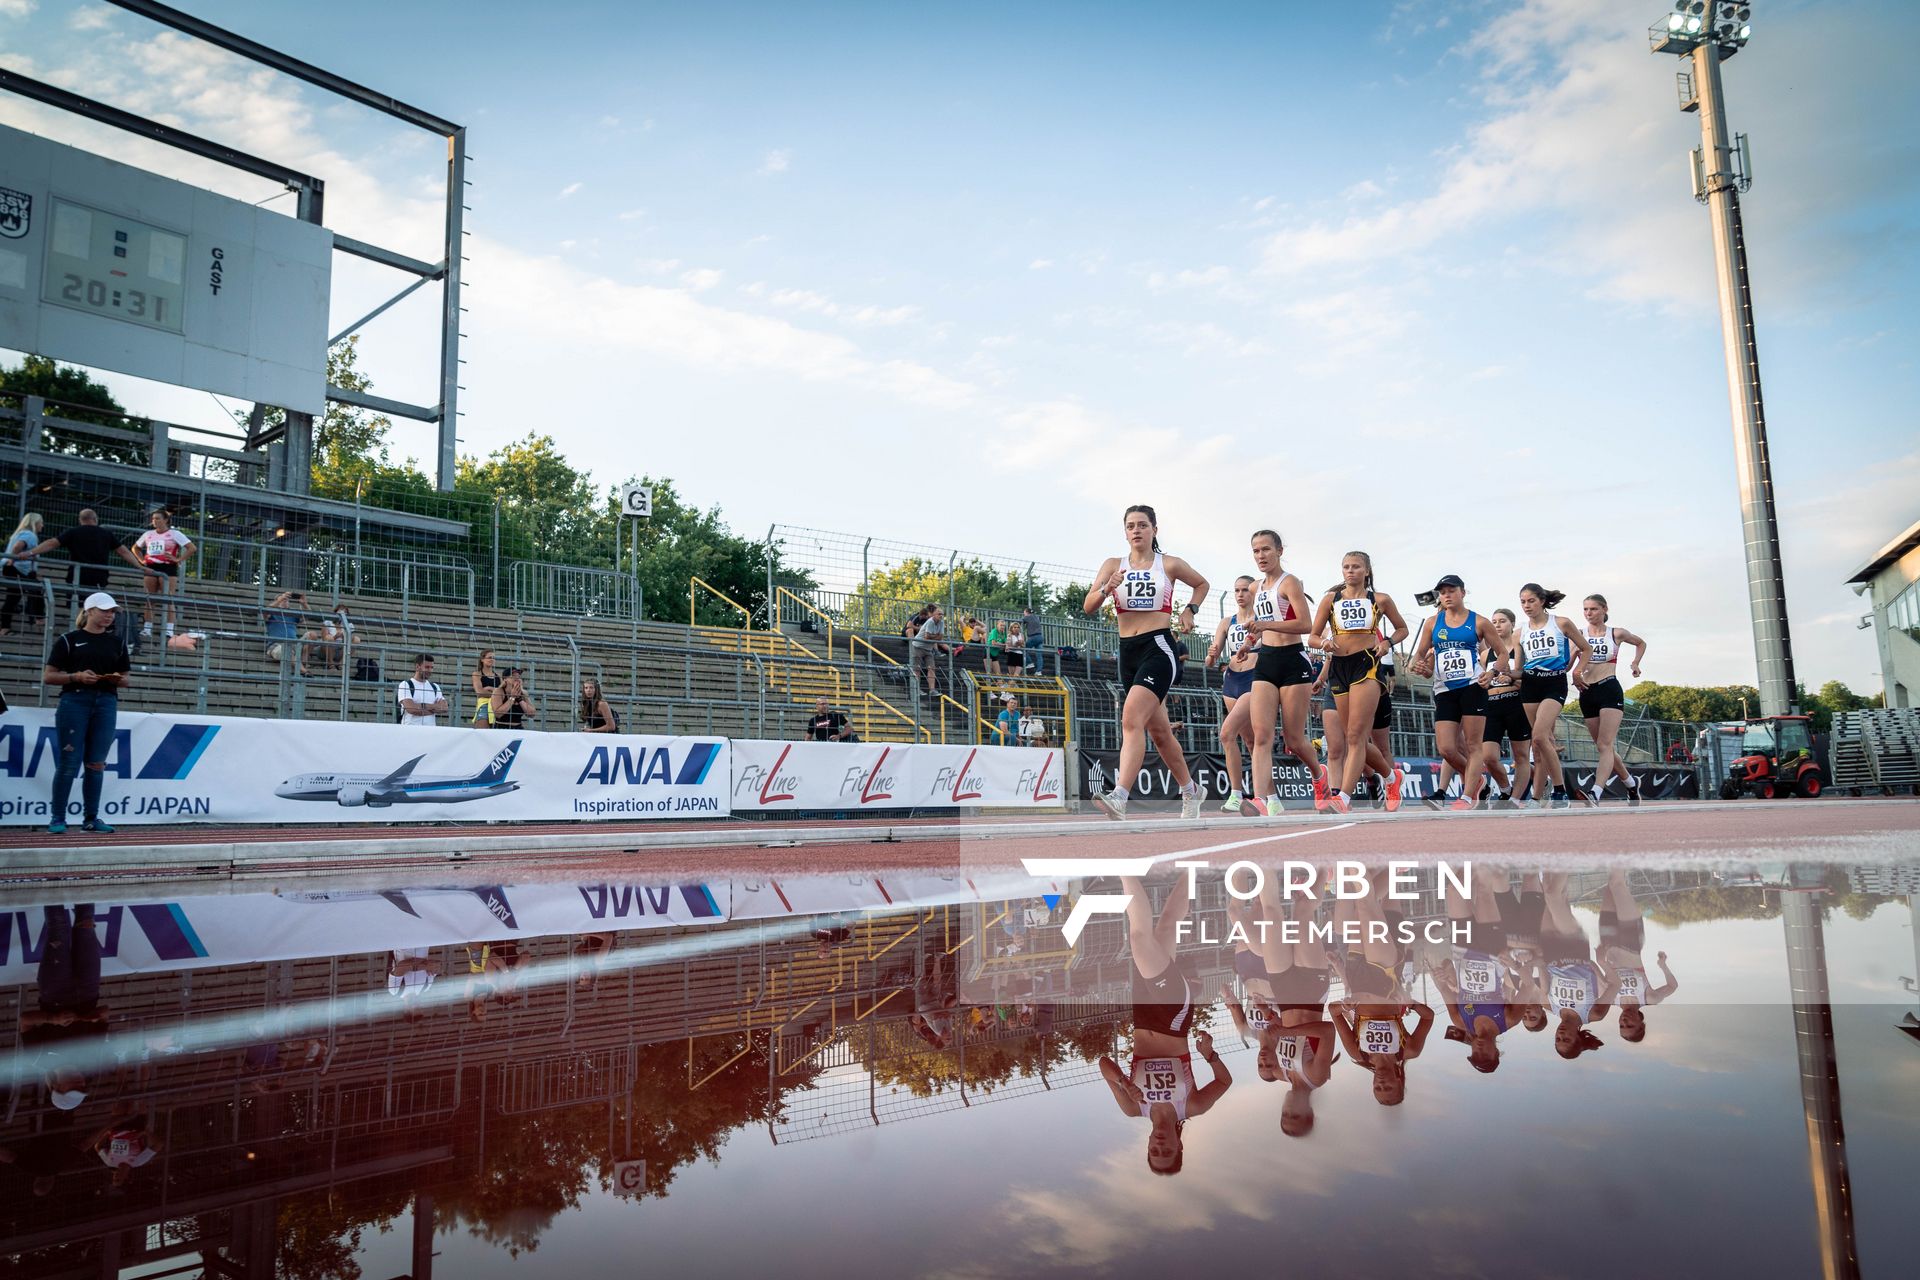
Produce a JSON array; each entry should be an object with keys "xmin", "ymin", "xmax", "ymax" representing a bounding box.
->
[{"xmin": 1020, "ymin": 822, "xmax": 1358, "ymax": 877}]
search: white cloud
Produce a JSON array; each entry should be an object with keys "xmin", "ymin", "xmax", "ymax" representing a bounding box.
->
[
  {"xmin": 597, "ymin": 114, "xmax": 620, "ymax": 128},
  {"xmin": 616, "ymin": 207, "xmax": 647, "ymax": 221},
  {"xmin": 744, "ymin": 283, "xmax": 920, "ymax": 327},
  {"xmin": 758, "ymin": 148, "xmax": 791, "ymax": 175},
  {"xmin": 679, "ymin": 267, "xmax": 724, "ymax": 292},
  {"xmin": 0, "ymin": 0, "xmax": 38, "ymax": 20},
  {"xmin": 557, "ymin": 181, "xmax": 583, "ymax": 199},
  {"xmin": 1145, "ymin": 265, "xmax": 1231, "ymax": 292},
  {"xmin": 1028, "ymin": 258, "xmax": 1054, "ymax": 270}
]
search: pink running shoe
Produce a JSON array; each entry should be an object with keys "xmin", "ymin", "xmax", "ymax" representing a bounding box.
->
[
  {"xmin": 1449, "ymin": 798, "xmax": 1475, "ymax": 811},
  {"xmin": 1383, "ymin": 766, "xmax": 1405, "ymax": 813},
  {"xmin": 1329, "ymin": 792, "xmax": 1351, "ymax": 815},
  {"xmin": 1311, "ymin": 770, "xmax": 1330, "ymax": 812}
]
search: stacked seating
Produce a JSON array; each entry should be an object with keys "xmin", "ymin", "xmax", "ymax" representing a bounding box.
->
[{"xmin": 1830, "ymin": 708, "xmax": 1920, "ymax": 792}]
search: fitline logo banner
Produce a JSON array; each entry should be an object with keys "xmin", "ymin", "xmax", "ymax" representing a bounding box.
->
[{"xmin": 730, "ymin": 739, "xmax": 1066, "ymax": 811}]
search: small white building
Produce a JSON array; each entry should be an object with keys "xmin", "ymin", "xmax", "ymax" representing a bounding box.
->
[{"xmin": 1848, "ymin": 515, "xmax": 1920, "ymax": 709}]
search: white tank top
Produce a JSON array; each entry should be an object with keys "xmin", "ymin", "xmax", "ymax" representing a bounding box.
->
[
  {"xmin": 1225, "ymin": 616, "xmax": 1251, "ymax": 661},
  {"xmin": 1131, "ymin": 1054, "xmax": 1194, "ymax": 1120},
  {"xmin": 1274, "ymin": 1033, "xmax": 1322, "ymax": 1085},
  {"xmin": 1252, "ymin": 574, "xmax": 1296, "ymax": 644},
  {"xmin": 1114, "ymin": 551, "xmax": 1174, "ymax": 615},
  {"xmin": 1455, "ymin": 950, "xmax": 1504, "ymax": 1001},
  {"xmin": 1615, "ymin": 966, "xmax": 1647, "ymax": 1006},
  {"xmin": 1585, "ymin": 624, "xmax": 1621, "ymax": 666},
  {"xmin": 1547, "ymin": 961, "xmax": 1599, "ymax": 1022}
]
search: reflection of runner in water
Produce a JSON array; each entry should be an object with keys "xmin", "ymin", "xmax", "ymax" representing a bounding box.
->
[
  {"xmin": 1251, "ymin": 865, "xmax": 1336, "ymax": 1135},
  {"xmin": 1431, "ymin": 865, "xmax": 1540, "ymax": 1073},
  {"xmin": 1593, "ymin": 869, "xmax": 1677, "ymax": 1043},
  {"xmin": 1541, "ymin": 872, "xmax": 1606, "ymax": 1058},
  {"xmin": 1330, "ymin": 873, "xmax": 1433, "ymax": 1105},
  {"xmin": 1099, "ymin": 874, "xmax": 1232, "ymax": 1173}
]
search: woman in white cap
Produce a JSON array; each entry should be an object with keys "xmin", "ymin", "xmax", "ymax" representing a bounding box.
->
[{"xmin": 41, "ymin": 592, "xmax": 133, "ymax": 834}]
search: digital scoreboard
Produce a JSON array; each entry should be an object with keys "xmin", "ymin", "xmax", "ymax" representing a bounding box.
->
[{"xmin": 0, "ymin": 122, "xmax": 332, "ymax": 415}]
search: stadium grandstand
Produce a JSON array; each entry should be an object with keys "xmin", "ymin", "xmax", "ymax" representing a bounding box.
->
[{"xmin": 1, "ymin": 393, "xmax": 1702, "ymax": 779}]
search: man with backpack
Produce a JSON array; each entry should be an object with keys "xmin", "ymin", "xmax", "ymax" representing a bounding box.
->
[{"xmin": 396, "ymin": 654, "xmax": 449, "ymax": 727}]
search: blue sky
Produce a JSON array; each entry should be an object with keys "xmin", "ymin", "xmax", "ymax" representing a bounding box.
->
[{"xmin": 2, "ymin": 0, "xmax": 1916, "ymax": 691}]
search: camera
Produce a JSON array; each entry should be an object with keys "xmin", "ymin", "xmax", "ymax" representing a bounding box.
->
[{"xmin": 1415, "ymin": 590, "xmax": 1439, "ymax": 608}]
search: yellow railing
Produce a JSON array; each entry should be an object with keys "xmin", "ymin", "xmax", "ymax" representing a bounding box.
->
[
  {"xmin": 690, "ymin": 576, "xmax": 755, "ymax": 629},
  {"xmin": 776, "ymin": 586, "xmax": 835, "ymax": 658},
  {"xmin": 937, "ymin": 691, "xmax": 1001, "ymax": 744},
  {"xmin": 856, "ymin": 690, "xmax": 931, "ymax": 743}
]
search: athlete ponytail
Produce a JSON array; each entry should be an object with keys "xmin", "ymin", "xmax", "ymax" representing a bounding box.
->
[
  {"xmin": 1584, "ymin": 593, "xmax": 1609, "ymax": 621},
  {"xmin": 1520, "ymin": 582, "xmax": 1565, "ymax": 610},
  {"xmin": 1124, "ymin": 504, "xmax": 1160, "ymax": 553}
]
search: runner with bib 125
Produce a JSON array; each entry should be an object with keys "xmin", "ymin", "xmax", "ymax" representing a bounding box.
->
[{"xmin": 1084, "ymin": 505, "xmax": 1209, "ymax": 821}]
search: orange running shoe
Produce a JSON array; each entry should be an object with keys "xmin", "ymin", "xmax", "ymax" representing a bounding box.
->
[
  {"xmin": 1311, "ymin": 769, "xmax": 1330, "ymax": 812},
  {"xmin": 1329, "ymin": 792, "xmax": 1351, "ymax": 815},
  {"xmin": 1384, "ymin": 766, "xmax": 1405, "ymax": 813}
]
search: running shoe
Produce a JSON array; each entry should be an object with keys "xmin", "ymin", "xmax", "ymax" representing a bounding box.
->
[
  {"xmin": 1365, "ymin": 777, "xmax": 1384, "ymax": 808},
  {"xmin": 46, "ymin": 819, "xmax": 67, "ymax": 835},
  {"xmin": 1422, "ymin": 795, "xmax": 1445, "ymax": 811},
  {"xmin": 1515, "ymin": 797, "xmax": 1539, "ymax": 811},
  {"xmin": 140, "ymin": 623, "xmax": 152, "ymax": 639},
  {"xmin": 1627, "ymin": 782, "xmax": 1643, "ymax": 808},
  {"xmin": 1384, "ymin": 766, "xmax": 1405, "ymax": 813},
  {"xmin": 1091, "ymin": 790, "xmax": 1128, "ymax": 820},
  {"xmin": 1245, "ymin": 795, "xmax": 1270, "ymax": 817},
  {"xmin": 1180, "ymin": 789, "xmax": 1203, "ymax": 820},
  {"xmin": 1329, "ymin": 792, "xmax": 1352, "ymax": 815},
  {"xmin": 1475, "ymin": 792, "xmax": 1493, "ymax": 811},
  {"xmin": 1576, "ymin": 786, "xmax": 1598, "ymax": 808},
  {"xmin": 1221, "ymin": 793, "xmax": 1244, "ymax": 814},
  {"xmin": 1550, "ymin": 792, "xmax": 1571, "ymax": 810},
  {"xmin": 83, "ymin": 818, "xmax": 115, "ymax": 834},
  {"xmin": 1311, "ymin": 770, "xmax": 1330, "ymax": 811},
  {"xmin": 1449, "ymin": 798, "xmax": 1476, "ymax": 811}
]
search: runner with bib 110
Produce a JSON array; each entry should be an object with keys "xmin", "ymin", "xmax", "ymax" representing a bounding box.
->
[{"xmin": 1084, "ymin": 505, "xmax": 1210, "ymax": 821}]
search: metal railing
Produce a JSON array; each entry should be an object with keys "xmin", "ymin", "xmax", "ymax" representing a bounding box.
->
[{"xmin": 509, "ymin": 559, "xmax": 640, "ymax": 620}]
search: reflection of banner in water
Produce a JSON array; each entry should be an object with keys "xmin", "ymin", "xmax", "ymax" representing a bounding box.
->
[
  {"xmin": 0, "ymin": 869, "xmax": 1061, "ymax": 983},
  {"xmin": 1077, "ymin": 752, "xmax": 1695, "ymax": 808}
]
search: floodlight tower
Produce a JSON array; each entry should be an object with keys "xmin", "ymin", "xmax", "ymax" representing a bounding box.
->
[{"xmin": 1651, "ymin": 1, "xmax": 1798, "ymax": 715}]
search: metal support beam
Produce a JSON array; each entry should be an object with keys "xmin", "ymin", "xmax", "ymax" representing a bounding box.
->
[
  {"xmin": 105, "ymin": 1, "xmax": 461, "ymax": 136},
  {"xmin": 334, "ymin": 234, "xmax": 446, "ymax": 280},
  {"xmin": 0, "ymin": 67, "xmax": 322, "ymax": 195},
  {"xmin": 330, "ymin": 274, "xmax": 436, "ymax": 347},
  {"xmin": 437, "ymin": 129, "xmax": 467, "ymax": 492},
  {"xmin": 327, "ymin": 384, "xmax": 441, "ymax": 424}
]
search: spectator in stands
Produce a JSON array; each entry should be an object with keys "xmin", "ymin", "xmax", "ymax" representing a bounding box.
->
[
  {"xmin": 42, "ymin": 593, "xmax": 131, "ymax": 835},
  {"xmin": 387, "ymin": 948, "xmax": 436, "ymax": 1021},
  {"xmin": 808, "ymin": 696, "xmax": 854, "ymax": 742},
  {"xmin": 1, "ymin": 513, "xmax": 46, "ymax": 636},
  {"xmin": 996, "ymin": 694, "xmax": 1023, "ymax": 745},
  {"xmin": 32, "ymin": 509, "xmax": 130, "ymax": 615},
  {"xmin": 1005, "ymin": 621, "xmax": 1026, "ymax": 675},
  {"xmin": 22, "ymin": 905, "xmax": 108, "ymax": 1115},
  {"xmin": 910, "ymin": 952, "xmax": 959, "ymax": 1049},
  {"xmin": 300, "ymin": 610, "xmax": 340, "ymax": 675},
  {"xmin": 86, "ymin": 1107, "xmax": 163, "ymax": 1187},
  {"xmin": 909, "ymin": 604, "xmax": 949, "ymax": 695},
  {"xmin": 1024, "ymin": 714, "xmax": 1052, "ymax": 747},
  {"xmin": 470, "ymin": 649, "xmax": 500, "ymax": 725},
  {"xmin": 264, "ymin": 590, "xmax": 305, "ymax": 662},
  {"xmin": 1022, "ymin": 605, "xmax": 1046, "ymax": 676},
  {"xmin": 397, "ymin": 655, "xmax": 449, "ymax": 727},
  {"xmin": 986, "ymin": 618, "xmax": 1007, "ymax": 676},
  {"xmin": 130, "ymin": 509, "xmax": 193, "ymax": 640},
  {"xmin": 580, "ymin": 677, "xmax": 619, "ymax": 732},
  {"xmin": 489, "ymin": 667, "xmax": 537, "ymax": 729}
]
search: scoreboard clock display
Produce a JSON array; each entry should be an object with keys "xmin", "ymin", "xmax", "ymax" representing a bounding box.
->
[
  {"xmin": 42, "ymin": 198, "xmax": 189, "ymax": 334},
  {"xmin": 0, "ymin": 121, "xmax": 332, "ymax": 416}
]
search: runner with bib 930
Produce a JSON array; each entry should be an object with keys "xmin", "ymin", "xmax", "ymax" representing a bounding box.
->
[{"xmin": 1085, "ymin": 505, "xmax": 1209, "ymax": 821}]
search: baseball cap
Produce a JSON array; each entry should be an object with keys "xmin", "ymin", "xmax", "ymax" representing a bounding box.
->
[
  {"xmin": 83, "ymin": 592, "xmax": 119, "ymax": 611},
  {"xmin": 49, "ymin": 1088, "xmax": 87, "ymax": 1111},
  {"xmin": 1431, "ymin": 574, "xmax": 1466, "ymax": 593}
]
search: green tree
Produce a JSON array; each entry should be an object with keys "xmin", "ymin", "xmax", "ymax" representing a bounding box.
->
[
  {"xmin": 456, "ymin": 433, "xmax": 611, "ymax": 567},
  {"xmin": 1799, "ymin": 680, "xmax": 1879, "ymax": 733},
  {"xmin": 0, "ymin": 354, "xmax": 148, "ymax": 464},
  {"xmin": 1625, "ymin": 682, "xmax": 1761, "ymax": 723}
]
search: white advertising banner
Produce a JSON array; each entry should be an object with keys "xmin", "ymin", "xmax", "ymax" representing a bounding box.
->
[
  {"xmin": 0, "ymin": 709, "xmax": 728, "ymax": 826},
  {"xmin": 728, "ymin": 739, "xmax": 1066, "ymax": 813},
  {"xmin": 0, "ymin": 870, "xmax": 1067, "ymax": 983}
]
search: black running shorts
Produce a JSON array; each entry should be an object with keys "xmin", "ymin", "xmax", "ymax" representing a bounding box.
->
[{"xmin": 1119, "ymin": 630, "xmax": 1180, "ymax": 702}]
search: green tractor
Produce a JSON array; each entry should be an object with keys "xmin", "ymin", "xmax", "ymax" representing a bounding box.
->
[{"xmin": 1719, "ymin": 715, "xmax": 1825, "ymax": 800}]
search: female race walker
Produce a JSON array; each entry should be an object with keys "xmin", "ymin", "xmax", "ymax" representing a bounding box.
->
[
  {"xmin": 1478, "ymin": 608, "xmax": 1529, "ymax": 808},
  {"xmin": 1085, "ymin": 506, "xmax": 1208, "ymax": 820},
  {"xmin": 1219, "ymin": 531, "xmax": 1327, "ymax": 816},
  {"xmin": 1515, "ymin": 584, "xmax": 1592, "ymax": 810},
  {"xmin": 1098, "ymin": 872, "xmax": 1231, "ymax": 1174},
  {"xmin": 1309, "ymin": 552, "xmax": 1408, "ymax": 814},
  {"xmin": 1205, "ymin": 575, "xmax": 1259, "ymax": 812},
  {"xmin": 1574, "ymin": 594, "xmax": 1647, "ymax": 806},
  {"xmin": 1408, "ymin": 575, "xmax": 1508, "ymax": 811}
]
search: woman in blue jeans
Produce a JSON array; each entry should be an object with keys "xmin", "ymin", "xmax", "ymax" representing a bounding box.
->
[{"xmin": 42, "ymin": 592, "xmax": 133, "ymax": 834}]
